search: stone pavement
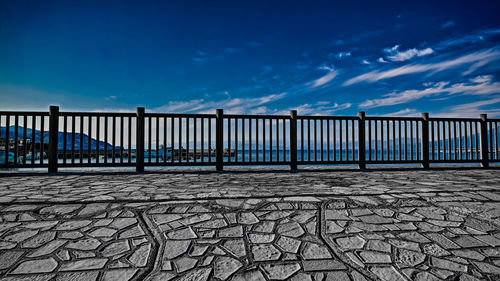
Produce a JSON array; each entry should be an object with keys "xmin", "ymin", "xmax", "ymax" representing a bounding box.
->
[{"xmin": 0, "ymin": 168, "xmax": 500, "ymax": 280}]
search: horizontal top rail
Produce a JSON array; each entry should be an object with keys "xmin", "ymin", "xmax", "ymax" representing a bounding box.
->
[
  {"xmin": 428, "ymin": 117, "xmax": 480, "ymax": 122},
  {"xmin": 297, "ymin": 115, "xmax": 359, "ymax": 120},
  {"xmin": 224, "ymin": 114, "xmax": 290, "ymax": 119},
  {"xmin": 144, "ymin": 113, "xmax": 216, "ymax": 118},
  {"xmin": 0, "ymin": 111, "xmax": 49, "ymax": 116},
  {"xmin": 366, "ymin": 116, "xmax": 422, "ymax": 121},
  {"xmin": 59, "ymin": 112, "xmax": 136, "ymax": 117}
]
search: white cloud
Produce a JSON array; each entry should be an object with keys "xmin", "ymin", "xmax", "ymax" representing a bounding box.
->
[
  {"xmin": 359, "ymin": 75, "xmax": 500, "ymax": 108},
  {"xmin": 361, "ymin": 60, "xmax": 371, "ymax": 65},
  {"xmin": 378, "ymin": 57, "xmax": 388, "ymax": 63},
  {"xmin": 344, "ymin": 48, "xmax": 500, "ymax": 86},
  {"xmin": 281, "ymin": 101, "xmax": 351, "ymax": 116},
  {"xmin": 386, "ymin": 47, "xmax": 434, "ymax": 62},
  {"xmin": 382, "ymin": 108, "xmax": 420, "ymax": 117},
  {"xmin": 383, "ymin": 45, "xmax": 400, "ymax": 53},
  {"xmin": 337, "ymin": 51, "xmax": 351, "ymax": 58},
  {"xmin": 153, "ymin": 93, "xmax": 287, "ymax": 114},
  {"xmin": 308, "ymin": 65, "xmax": 338, "ymax": 88},
  {"xmin": 440, "ymin": 97, "xmax": 500, "ymax": 118}
]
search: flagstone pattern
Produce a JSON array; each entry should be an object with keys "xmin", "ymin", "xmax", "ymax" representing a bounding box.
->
[{"xmin": 0, "ymin": 168, "xmax": 499, "ymax": 280}]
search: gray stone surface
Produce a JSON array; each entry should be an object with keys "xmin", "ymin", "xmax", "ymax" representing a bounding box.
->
[{"xmin": 0, "ymin": 168, "xmax": 500, "ymax": 280}]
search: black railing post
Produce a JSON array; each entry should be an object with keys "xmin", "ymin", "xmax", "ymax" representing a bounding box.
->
[
  {"xmin": 358, "ymin": 112, "xmax": 366, "ymax": 169},
  {"xmin": 421, "ymin": 112, "xmax": 430, "ymax": 168},
  {"xmin": 290, "ymin": 110, "xmax": 298, "ymax": 170},
  {"xmin": 136, "ymin": 107, "xmax": 145, "ymax": 172},
  {"xmin": 480, "ymin": 114, "xmax": 489, "ymax": 168},
  {"xmin": 48, "ymin": 105, "xmax": 59, "ymax": 173},
  {"xmin": 216, "ymin": 109, "xmax": 224, "ymax": 171}
]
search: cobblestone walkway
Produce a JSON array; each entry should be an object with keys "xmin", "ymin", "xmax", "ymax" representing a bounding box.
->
[{"xmin": 0, "ymin": 168, "xmax": 499, "ymax": 280}]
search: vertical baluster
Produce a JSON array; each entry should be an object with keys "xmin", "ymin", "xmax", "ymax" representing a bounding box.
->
[
  {"xmin": 283, "ymin": 118, "xmax": 286, "ymax": 161},
  {"xmin": 475, "ymin": 121, "xmax": 479, "ymax": 159},
  {"xmin": 489, "ymin": 121, "xmax": 493, "ymax": 160},
  {"xmin": 129, "ymin": 117, "xmax": 132, "ymax": 164},
  {"xmin": 201, "ymin": 118, "xmax": 204, "ymax": 163},
  {"xmin": 5, "ymin": 115, "xmax": 10, "ymax": 166},
  {"xmin": 113, "ymin": 117, "xmax": 117, "ymax": 164},
  {"xmin": 416, "ymin": 121, "xmax": 420, "ymax": 160},
  {"xmin": 448, "ymin": 121, "xmax": 452, "ymax": 160},
  {"xmin": 41, "ymin": 115, "xmax": 46, "ymax": 165},
  {"xmin": 399, "ymin": 120, "xmax": 402, "ymax": 161},
  {"xmin": 314, "ymin": 119, "xmax": 318, "ymax": 161},
  {"xmin": 5, "ymin": 115, "xmax": 9, "ymax": 166},
  {"xmin": 320, "ymin": 119, "xmax": 323, "ymax": 161},
  {"xmin": 352, "ymin": 120, "xmax": 356, "ymax": 161},
  {"xmin": 392, "ymin": 120, "xmax": 396, "ymax": 161},
  {"xmin": 495, "ymin": 121, "xmax": 499, "ymax": 160},
  {"xmin": 70, "ymin": 116, "xmax": 74, "ymax": 164},
  {"xmin": 263, "ymin": 118, "xmax": 266, "ymax": 162},
  {"xmin": 327, "ymin": 119, "xmax": 331, "ymax": 161},
  {"xmin": 374, "ymin": 120, "xmax": 378, "ymax": 161},
  {"xmin": 269, "ymin": 118, "xmax": 272, "ymax": 162},
  {"xmin": 87, "ymin": 116, "xmax": 92, "ymax": 164},
  {"xmin": 368, "ymin": 120, "xmax": 372, "ymax": 161},
  {"xmin": 276, "ymin": 119, "xmax": 279, "ymax": 162},
  {"xmin": 23, "ymin": 115, "xmax": 27, "ymax": 165},
  {"xmin": 171, "ymin": 117, "xmax": 175, "ymax": 163},
  {"xmin": 464, "ymin": 122, "xmax": 469, "ymax": 160},
  {"xmin": 14, "ymin": 115, "xmax": 18, "ymax": 165},
  {"xmin": 385, "ymin": 120, "xmax": 389, "ymax": 161},
  {"xmin": 248, "ymin": 119, "xmax": 251, "ymax": 162},
  {"xmin": 301, "ymin": 119, "xmax": 304, "ymax": 161},
  {"xmin": 256, "ymin": 119, "xmax": 259, "ymax": 162},
  {"xmin": 78, "ymin": 116, "xmax": 83, "ymax": 164},
  {"xmin": 333, "ymin": 120, "xmax": 337, "ymax": 161},
  {"xmin": 227, "ymin": 118, "xmax": 230, "ymax": 162},
  {"xmin": 242, "ymin": 118, "xmax": 246, "ymax": 162},
  {"xmin": 431, "ymin": 121, "xmax": 435, "ymax": 160},
  {"xmin": 187, "ymin": 117, "xmax": 190, "ymax": 163},
  {"xmin": 346, "ymin": 119, "xmax": 350, "ymax": 161},
  {"xmin": 308, "ymin": 119, "xmax": 311, "ymax": 161},
  {"xmin": 104, "ymin": 117, "xmax": 108, "ymax": 164},
  {"xmin": 438, "ymin": 121, "xmax": 442, "ymax": 161},
  {"xmin": 380, "ymin": 120, "xmax": 383, "ymax": 161},
  {"xmin": 162, "ymin": 117, "xmax": 167, "ymax": 163},
  {"xmin": 194, "ymin": 118, "xmax": 197, "ymax": 163},
  {"xmin": 234, "ymin": 118, "xmax": 238, "ymax": 162},
  {"xmin": 155, "ymin": 116, "xmax": 158, "ymax": 164},
  {"xmin": 178, "ymin": 118, "xmax": 182, "ymax": 162},
  {"xmin": 409, "ymin": 120, "xmax": 413, "ymax": 161},
  {"xmin": 453, "ymin": 121, "xmax": 457, "ymax": 160},
  {"xmin": 95, "ymin": 116, "xmax": 99, "ymax": 165},
  {"xmin": 339, "ymin": 120, "xmax": 343, "ymax": 161},
  {"xmin": 459, "ymin": 121, "xmax": 463, "ymax": 160}
]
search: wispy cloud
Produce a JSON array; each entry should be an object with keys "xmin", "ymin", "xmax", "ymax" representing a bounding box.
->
[
  {"xmin": 384, "ymin": 45, "xmax": 434, "ymax": 62},
  {"xmin": 153, "ymin": 93, "xmax": 287, "ymax": 114},
  {"xmin": 359, "ymin": 75, "xmax": 500, "ymax": 108},
  {"xmin": 344, "ymin": 47, "xmax": 500, "ymax": 86},
  {"xmin": 441, "ymin": 20, "xmax": 455, "ymax": 29},
  {"xmin": 439, "ymin": 97, "xmax": 500, "ymax": 118},
  {"xmin": 308, "ymin": 65, "xmax": 338, "ymax": 88},
  {"xmin": 361, "ymin": 60, "xmax": 371, "ymax": 65},
  {"xmin": 382, "ymin": 108, "xmax": 420, "ymax": 117}
]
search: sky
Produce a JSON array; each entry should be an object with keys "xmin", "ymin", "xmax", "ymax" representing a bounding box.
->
[{"xmin": 1, "ymin": 0, "xmax": 500, "ymax": 117}]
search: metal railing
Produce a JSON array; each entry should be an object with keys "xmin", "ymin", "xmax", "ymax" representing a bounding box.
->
[{"xmin": 1, "ymin": 106, "xmax": 498, "ymax": 172}]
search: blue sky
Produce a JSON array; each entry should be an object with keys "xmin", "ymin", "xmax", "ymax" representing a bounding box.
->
[{"xmin": 1, "ymin": 0, "xmax": 499, "ymax": 117}]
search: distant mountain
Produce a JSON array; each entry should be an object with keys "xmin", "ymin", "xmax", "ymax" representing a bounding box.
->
[{"xmin": 1, "ymin": 126, "xmax": 117, "ymax": 151}]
